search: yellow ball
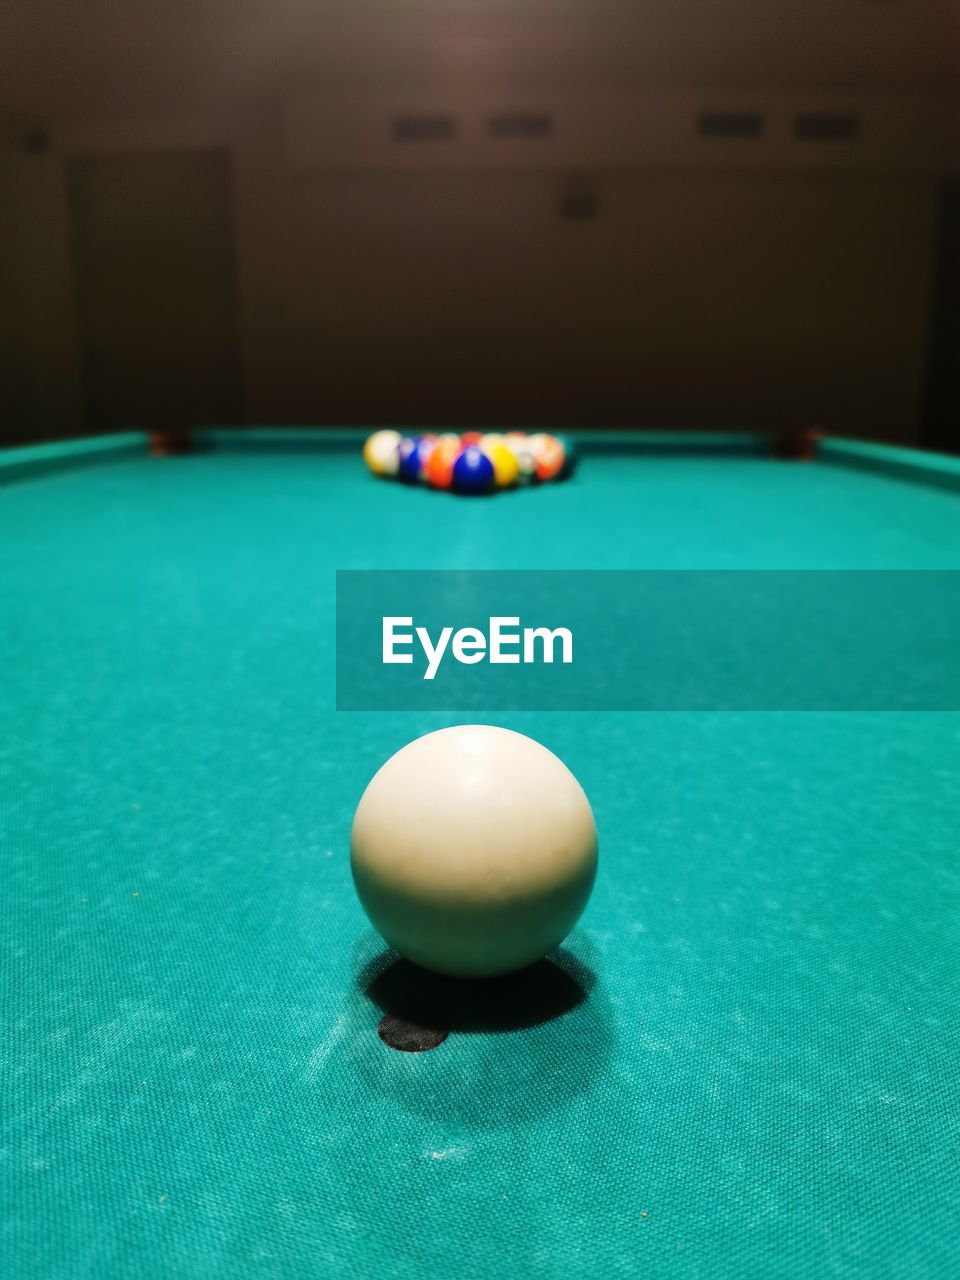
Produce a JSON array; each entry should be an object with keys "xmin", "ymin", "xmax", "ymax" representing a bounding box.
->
[
  {"xmin": 488, "ymin": 441, "xmax": 520, "ymax": 489},
  {"xmin": 363, "ymin": 429, "xmax": 401, "ymax": 477}
]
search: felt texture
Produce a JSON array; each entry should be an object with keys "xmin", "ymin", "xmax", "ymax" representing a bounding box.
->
[{"xmin": 2, "ymin": 450, "xmax": 959, "ymax": 1279}]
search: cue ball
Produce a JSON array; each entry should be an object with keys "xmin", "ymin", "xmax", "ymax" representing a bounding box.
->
[{"xmin": 350, "ymin": 725, "xmax": 598, "ymax": 978}]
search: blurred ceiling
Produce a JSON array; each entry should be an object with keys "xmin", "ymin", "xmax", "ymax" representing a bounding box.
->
[{"xmin": 1, "ymin": 0, "xmax": 958, "ymax": 116}]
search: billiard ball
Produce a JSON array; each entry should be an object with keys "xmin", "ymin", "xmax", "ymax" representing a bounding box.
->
[
  {"xmin": 460, "ymin": 431, "xmax": 484, "ymax": 447},
  {"xmin": 424, "ymin": 437, "xmax": 460, "ymax": 489},
  {"xmin": 397, "ymin": 436, "xmax": 431, "ymax": 483},
  {"xmin": 486, "ymin": 441, "xmax": 520, "ymax": 489},
  {"xmin": 534, "ymin": 435, "xmax": 565, "ymax": 482},
  {"xmin": 363, "ymin": 429, "xmax": 401, "ymax": 477},
  {"xmin": 350, "ymin": 726, "xmax": 598, "ymax": 977},
  {"xmin": 510, "ymin": 442, "xmax": 537, "ymax": 485},
  {"xmin": 526, "ymin": 433, "xmax": 552, "ymax": 461},
  {"xmin": 452, "ymin": 445, "xmax": 495, "ymax": 493}
]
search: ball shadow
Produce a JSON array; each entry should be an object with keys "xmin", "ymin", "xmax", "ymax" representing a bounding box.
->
[
  {"xmin": 358, "ymin": 949, "xmax": 593, "ymax": 1035},
  {"xmin": 341, "ymin": 933, "xmax": 612, "ymax": 1128}
]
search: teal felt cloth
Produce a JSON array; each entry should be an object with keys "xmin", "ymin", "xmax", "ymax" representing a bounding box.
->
[{"xmin": 2, "ymin": 450, "xmax": 959, "ymax": 1279}]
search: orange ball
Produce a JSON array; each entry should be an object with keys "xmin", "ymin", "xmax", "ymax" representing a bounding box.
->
[{"xmin": 425, "ymin": 439, "xmax": 461, "ymax": 489}]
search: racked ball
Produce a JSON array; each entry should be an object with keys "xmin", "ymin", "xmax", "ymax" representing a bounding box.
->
[
  {"xmin": 397, "ymin": 435, "xmax": 433, "ymax": 483},
  {"xmin": 452, "ymin": 446, "xmax": 495, "ymax": 494},
  {"xmin": 485, "ymin": 441, "xmax": 520, "ymax": 489},
  {"xmin": 503, "ymin": 431, "xmax": 537, "ymax": 484},
  {"xmin": 350, "ymin": 726, "xmax": 598, "ymax": 977},
  {"xmin": 362, "ymin": 429, "xmax": 401, "ymax": 477},
  {"xmin": 424, "ymin": 436, "xmax": 461, "ymax": 489},
  {"xmin": 534, "ymin": 435, "xmax": 565, "ymax": 482}
]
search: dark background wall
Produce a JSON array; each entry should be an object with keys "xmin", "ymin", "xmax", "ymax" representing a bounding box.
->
[{"xmin": 1, "ymin": 1, "xmax": 958, "ymax": 446}]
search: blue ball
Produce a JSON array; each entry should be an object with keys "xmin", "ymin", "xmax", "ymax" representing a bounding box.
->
[
  {"xmin": 452, "ymin": 446, "xmax": 495, "ymax": 494},
  {"xmin": 397, "ymin": 436, "xmax": 426, "ymax": 483}
]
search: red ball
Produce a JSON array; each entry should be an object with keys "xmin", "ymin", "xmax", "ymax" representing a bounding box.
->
[{"xmin": 460, "ymin": 431, "xmax": 484, "ymax": 447}]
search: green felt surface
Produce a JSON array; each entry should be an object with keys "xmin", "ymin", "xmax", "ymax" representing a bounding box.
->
[{"xmin": 3, "ymin": 450, "xmax": 960, "ymax": 1279}]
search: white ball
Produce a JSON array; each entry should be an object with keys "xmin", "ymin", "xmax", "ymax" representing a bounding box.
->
[
  {"xmin": 363, "ymin": 429, "xmax": 402, "ymax": 477},
  {"xmin": 350, "ymin": 725, "xmax": 598, "ymax": 978}
]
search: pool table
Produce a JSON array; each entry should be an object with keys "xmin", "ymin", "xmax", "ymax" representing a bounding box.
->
[{"xmin": 3, "ymin": 429, "xmax": 959, "ymax": 1280}]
